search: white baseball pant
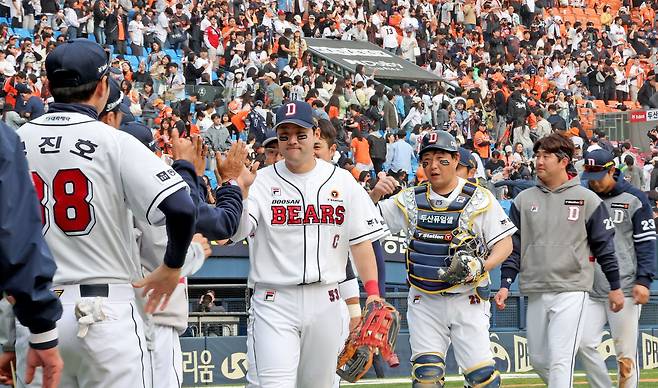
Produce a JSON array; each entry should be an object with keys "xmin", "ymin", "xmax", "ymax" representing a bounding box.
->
[
  {"xmin": 577, "ymin": 296, "xmax": 640, "ymax": 388},
  {"xmin": 16, "ymin": 284, "xmax": 152, "ymax": 388},
  {"xmin": 151, "ymin": 324, "xmax": 183, "ymax": 388},
  {"xmin": 246, "ymin": 282, "xmax": 345, "ymax": 388},
  {"xmin": 406, "ymin": 287, "xmax": 494, "ymax": 370},
  {"xmin": 526, "ymin": 291, "xmax": 588, "ymax": 388}
]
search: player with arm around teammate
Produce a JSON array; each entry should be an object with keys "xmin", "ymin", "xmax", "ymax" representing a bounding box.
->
[
  {"xmin": 576, "ymin": 149, "xmax": 656, "ymax": 388},
  {"xmin": 232, "ymin": 101, "xmax": 388, "ymax": 388},
  {"xmin": 15, "ymin": 39, "xmax": 197, "ymax": 388},
  {"xmin": 495, "ymin": 134, "xmax": 624, "ymax": 388},
  {"xmin": 370, "ymin": 130, "xmax": 515, "ymax": 388}
]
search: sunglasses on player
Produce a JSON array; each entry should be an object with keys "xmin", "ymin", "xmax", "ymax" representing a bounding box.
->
[{"xmin": 583, "ymin": 161, "xmax": 614, "ymax": 172}]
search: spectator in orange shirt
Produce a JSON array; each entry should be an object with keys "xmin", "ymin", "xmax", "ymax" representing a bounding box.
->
[
  {"xmin": 153, "ymin": 98, "xmax": 172, "ymax": 125},
  {"xmin": 473, "ymin": 122, "xmax": 492, "ymax": 162},
  {"xmin": 350, "ymin": 130, "xmax": 373, "ymax": 172},
  {"xmin": 531, "ymin": 67, "xmax": 550, "ymax": 96},
  {"xmin": 342, "ymin": 158, "xmax": 362, "ymax": 181},
  {"xmin": 3, "ymin": 71, "xmax": 25, "ymax": 110}
]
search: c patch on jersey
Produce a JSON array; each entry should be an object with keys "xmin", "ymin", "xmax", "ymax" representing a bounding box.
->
[
  {"xmin": 264, "ymin": 290, "xmax": 276, "ymax": 302},
  {"xmin": 564, "ymin": 199, "xmax": 584, "ymax": 206},
  {"xmin": 611, "ymin": 202, "xmax": 630, "ymax": 209}
]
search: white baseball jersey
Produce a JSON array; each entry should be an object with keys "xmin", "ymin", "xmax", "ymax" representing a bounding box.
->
[
  {"xmin": 233, "ymin": 159, "xmax": 389, "ymax": 286},
  {"xmin": 18, "ymin": 111, "xmax": 187, "ymax": 286}
]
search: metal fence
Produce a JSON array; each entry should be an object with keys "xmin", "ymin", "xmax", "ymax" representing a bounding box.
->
[{"xmin": 185, "ymin": 283, "xmax": 658, "ymax": 337}]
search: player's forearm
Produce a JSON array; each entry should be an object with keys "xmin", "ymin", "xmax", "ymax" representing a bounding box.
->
[
  {"xmin": 350, "ymin": 240, "xmax": 379, "ymax": 296},
  {"xmin": 483, "ymin": 236, "xmax": 513, "ymax": 272},
  {"xmin": 159, "ymin": 189, "xmax": 196, "ymax": 269}
]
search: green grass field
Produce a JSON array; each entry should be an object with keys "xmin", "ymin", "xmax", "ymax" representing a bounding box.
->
[
  {"xmin": 345, "ymin": 369, "xmax": 658, "ymax": 388},
  {"xmin": 211, "ymin": 369, "xmax": 658, "ymax": 387}
]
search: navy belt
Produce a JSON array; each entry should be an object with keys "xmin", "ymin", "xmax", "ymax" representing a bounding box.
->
[{"xmin": 80, "ymin": 284, "xmax": 109, "ymax": 297}]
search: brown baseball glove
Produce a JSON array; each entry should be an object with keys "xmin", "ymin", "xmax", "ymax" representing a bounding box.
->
[{"xmin": 336, "ymin": 300, "xmax": 401, "ymax": 382}]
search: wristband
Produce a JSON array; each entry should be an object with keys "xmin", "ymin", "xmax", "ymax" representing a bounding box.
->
[
  {"xmin": 364, "ymin": 280, "xmax": 380, "ymax": 297},
  {"xmin": 347, "ymin": 303, "xmax": 362, "ymax": 318}
]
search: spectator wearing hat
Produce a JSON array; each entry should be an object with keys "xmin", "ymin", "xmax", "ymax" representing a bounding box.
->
[
  {"xmin": 163, "ymin": 62, "xmax": 185, "ymax": 102},
  {"xmin": 473, "ymin": 122, "xmax": 492, "ymax": 163},
  {"xmin": 273, "ymin": 10, "xmax": 291, "ymax": 35},
  {"xmin": 262, "ymin": 72, "xmax": 283, "ymax": 110},
  {"xmin": 400, "ymin": 27, "xmax": 418, "ymax": 64}
]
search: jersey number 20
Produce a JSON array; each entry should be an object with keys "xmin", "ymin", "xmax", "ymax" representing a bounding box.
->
[{"xmin": 31, "ymin": 169, "xmax": 96, "ymax": 236}]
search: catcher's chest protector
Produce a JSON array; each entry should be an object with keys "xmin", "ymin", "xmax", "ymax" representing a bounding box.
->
[{"xmin": 405, "ymin": 182, "xmax": 477, "ymax": 293}]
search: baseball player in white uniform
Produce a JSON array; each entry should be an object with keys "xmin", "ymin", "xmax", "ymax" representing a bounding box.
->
[
  {"xmin": 100, "ymin": 90, "xmax": 218, "ymax": 388},
  {"xmin": 370, "ymin": 130, "xmax": 515, "ymax": 388},
  {"xmin": 576, "ymin": 149, "xmax": 656, "ymax": 388},
  {"xmin": 233, "ymin": 101, "xmax": 388, "ymax": 388},
  {"xmin": 15, "ymin": 39, "xmax": 197, "ymax": 388}
]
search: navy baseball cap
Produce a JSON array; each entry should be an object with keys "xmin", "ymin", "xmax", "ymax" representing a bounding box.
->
[
  {"xmin": 458, "ymin": 147, "xmax": 477, "ymax": 169},
  {"xmin": 104, "ymin": 77, "xmax": 131, "ymax": 115},
  {"xmin": 274, "ymin": 101, "xmax": 316, "ymax": 130},
  {"xmin": 581, "ymin": 149, "xmax": 615, "ymax": 181},
  {"xmin": 262, "ymin": 130, "xmax": 277, "ymax": 148},
  {"xmin": 120, "ymin": 121, "xmax": 157, "ymax": 152},
  {"xmin": 46, "ymin": 39, "xmax": 110, "ymax": 88},
  {"xmin": 419, "ymin": 130, "xmax": 459, "ymax": 157},
  {"xmin": 15, "ymin": 83, "xmax": 31, "ymax": 94}
]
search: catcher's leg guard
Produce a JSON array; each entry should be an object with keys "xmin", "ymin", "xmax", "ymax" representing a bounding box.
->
[
  {"xmin": 411, "ymin": 353, "xmax": 445, "ymax": 387},
  {"xmin": 463, "ymin": 361, "xmax": 501, "ymax": 388}
]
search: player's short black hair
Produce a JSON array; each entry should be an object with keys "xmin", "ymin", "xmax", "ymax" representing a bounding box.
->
[
  {"xmin": 533, "ymin": 133, "xmax": 574, "ymax": 161},
  {"xmin": 316, "ymin": 118, "xmax": 336, "ymax": 147},
  {"xmin": 50, "ymin": 78, "xmax": 104, "ymax": 104}
]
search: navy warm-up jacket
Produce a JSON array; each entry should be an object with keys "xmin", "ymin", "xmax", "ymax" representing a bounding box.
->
[{"xmin": 0, "ymin": 123, "xmax": 62, "ymax": 348}]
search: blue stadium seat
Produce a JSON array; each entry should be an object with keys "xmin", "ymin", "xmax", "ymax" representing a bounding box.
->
[
  {"xmin": 126, "ymin": 55, "xmax": 140, "ymax": 69},
  {"xmin": 0, "ymin": 17, "xmax": 9, "ymax": 25},
  {"xmin": 12, "ymin": 28, "xmax": 31, "ymax": 39},
  {"xmin": 88, "ymin": 34, "xmax": 96, "ymax": 42},
  {"xmin": 165, "ymin": 49, "xmax": 179, "ymax": 59}
]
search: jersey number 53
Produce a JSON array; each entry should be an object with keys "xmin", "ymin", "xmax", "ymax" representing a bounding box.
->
[{"xmin": 31, "ymin": 169, "xmax": 96, "ymax": 236}]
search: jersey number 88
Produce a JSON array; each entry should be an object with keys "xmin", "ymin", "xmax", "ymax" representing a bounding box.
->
[{"xmin": 31, "ymin": 169, "xmax": 96, "ymax": 236}]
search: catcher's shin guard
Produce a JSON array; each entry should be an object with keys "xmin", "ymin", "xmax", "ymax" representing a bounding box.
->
[
  {"xmin": 464, "ymin": 360, "xmax": 501, "ymax": 388},
  {"xmin": 411, "ymin": 353, "xmax": 446, "ymax": 387}
]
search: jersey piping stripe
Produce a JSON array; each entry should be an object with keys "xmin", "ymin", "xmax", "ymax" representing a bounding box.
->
[
  {"xmin": 28, "ymin": 119, "xmax": 96, "ymax": 127},
  {"xmin": 315, "ymin": 165, "xmax": 337, "ymax": 284},
  {"xmin": 486, "ymin": 226, "xmax": 516, "ymax": 248},
  {"xmin": 249, "ymin": 213, "xmax": 259, "ymax": 228},
  {"xmin": 568, "ymin": 291, "xmax": 586, "ymax": 383},
  {"xmin": 145, "ymin": 180, "xmax": 188, "ymax": 225},
  {"xmin": 633, "ymin": 231, "xmax": 655, "ymax": 238},
  {"xmin": 251, "ymin": 310, "xmax": 259, "ymax": 382},
  {"xmin": 349, "ymin": 227, "xmax": 384, "ymax": 243},
  {"xmin": 130, "ymin": 302, "xmax": 147, "ymax": 388},
  {"xmin": 635, "ymin": 236, "xmax": 657, "ymax": 243},
  {"xmin": 273, "ymin": 164, "xmax": 308, "ymax": 284},
  {"xmin": 172, "ymin": 329, "xmax": 181, "ymax": 387}
]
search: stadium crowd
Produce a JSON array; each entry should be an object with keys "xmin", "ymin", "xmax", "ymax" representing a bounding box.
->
[{"xmin": 1, "ymin": 0, "xmax": 658, "ymax": 195}]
